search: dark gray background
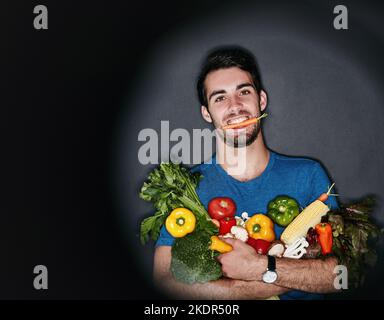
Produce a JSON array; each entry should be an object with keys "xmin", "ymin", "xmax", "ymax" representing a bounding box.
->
[
  {"xmin": 1, "ymin": 0, "xmax": 384, "ymax": 300},
  {"xmin": 114, "ymin": 0, "xmax": 384, "ymax": 299}
]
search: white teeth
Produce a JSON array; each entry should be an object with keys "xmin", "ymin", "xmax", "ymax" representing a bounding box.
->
[{"xmin": 227, "ymin": 116, "xmax": 249, "ymax": 125}]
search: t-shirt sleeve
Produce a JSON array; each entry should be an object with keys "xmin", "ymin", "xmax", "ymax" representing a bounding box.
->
[
  {"xmin": 308, "ymin": 162, "xmax": 339, "ymax": 210},
  {"xmin": 155, "ymin": 224, "xmax": 175, "ymax": 247}
]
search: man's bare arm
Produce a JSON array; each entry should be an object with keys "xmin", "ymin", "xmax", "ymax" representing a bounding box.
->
[
  {"xmin": 218, "ymin": 238, "xmax": 340, "ymax": 294},
  {"xmin": 154, "ymin": 246, "xmax": 289, "ymax": 300},
  {"xmin": 274, "ymin": 256, "xmax": 339, "ymax": 293}
]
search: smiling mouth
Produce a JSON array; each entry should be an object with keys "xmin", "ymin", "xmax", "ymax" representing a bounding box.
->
[{"xmin": 225, "ymin": 115, "xmax": 250, "ymax": 125}]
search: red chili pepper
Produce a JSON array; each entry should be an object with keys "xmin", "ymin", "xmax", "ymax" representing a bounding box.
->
[
  {"xmin": 219, "ymin": 217, "xmax": 237, "ymax": 235},
  {"xmin": 315, "ymin": 223, "xmax": 333, "ymax": 255}
]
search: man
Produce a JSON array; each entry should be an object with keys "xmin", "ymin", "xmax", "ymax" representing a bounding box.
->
[{"xmin": 153, "ymin": 46, "xmax": 339, "ymax": 299}]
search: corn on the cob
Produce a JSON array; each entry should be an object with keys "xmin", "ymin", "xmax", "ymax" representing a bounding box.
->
[{"xmin": 281, "ymin": 200, "xmax": 329, "ymax": 245}]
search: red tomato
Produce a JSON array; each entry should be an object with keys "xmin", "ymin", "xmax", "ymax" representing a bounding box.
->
[
  {"xmin": 219, "ymin": 217, "xmax": 237, "ymax": 235},
  {"xmin": 208, "ymin": 197, "xmax": 236, "ymax": 220}
]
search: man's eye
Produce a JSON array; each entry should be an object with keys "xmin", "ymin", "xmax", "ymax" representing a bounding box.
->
[
  {"xmin": 240, "ymin": 89, "xmax": 251, "ymax": 95},
  {"xmin": 215, "ymin": 96, "xmax": 226, "ymax": 103}
]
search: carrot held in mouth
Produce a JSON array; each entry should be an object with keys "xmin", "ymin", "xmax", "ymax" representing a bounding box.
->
[{"xmin": 222, "ymin": 113, "xmax": 268, "ymax": 130}]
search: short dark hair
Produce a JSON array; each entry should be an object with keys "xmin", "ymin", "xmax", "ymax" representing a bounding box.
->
[{"xmin": 197, "ymin": 45, "xmax": 263, "ymax": 107}]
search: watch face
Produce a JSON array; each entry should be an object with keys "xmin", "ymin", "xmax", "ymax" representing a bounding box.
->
[{"xmin": 263, "ymin": 270, "xmax": 278, "ymax": 284}]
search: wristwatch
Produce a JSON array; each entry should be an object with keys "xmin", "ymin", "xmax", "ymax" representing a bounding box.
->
[{"xmin": 262, "ymin": 255, "xmax": 278, "ymax": 284}]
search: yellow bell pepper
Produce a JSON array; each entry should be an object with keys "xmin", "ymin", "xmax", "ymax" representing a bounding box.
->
[
  {"xmin": 209, "ymin": 236, "xmax": 233, "ymax": 253},
  {"xmin": 246, "ymin": 214, "xmax": 275, "ymax": 242},
  {"xmin": 165, "ymin": 208, "xmax": 196, "ymax": 238}
]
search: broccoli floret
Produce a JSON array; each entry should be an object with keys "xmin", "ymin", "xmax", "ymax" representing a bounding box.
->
[{"xmin": 170, "ymin": 230, "xmax": 222, "ymax": 284}]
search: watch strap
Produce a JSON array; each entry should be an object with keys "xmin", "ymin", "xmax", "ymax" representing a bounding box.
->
[{"xmin": 267, "ymin": 255, "xmax": 276, "ymax": 271}]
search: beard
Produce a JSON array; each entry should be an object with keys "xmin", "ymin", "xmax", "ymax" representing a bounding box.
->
[
  {"xmin": 211, "ymin": 110, "xmax": 261, "ymax": 148},
  {"xmin": 223, "ymin": 122, "xmax": 260, "ymax": 148}
]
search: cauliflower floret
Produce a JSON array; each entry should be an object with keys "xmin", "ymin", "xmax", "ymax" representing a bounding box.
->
[{"xmin": 230, "ymin": 226, "xmax": 249, "ymax": 242}]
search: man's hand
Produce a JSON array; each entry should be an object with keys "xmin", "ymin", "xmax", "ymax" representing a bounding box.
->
[{"xmin": 216, "ymin": 238, "xmax": 267, "ymax": 281}]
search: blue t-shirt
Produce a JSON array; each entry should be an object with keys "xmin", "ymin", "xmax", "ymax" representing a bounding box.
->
[{"xmin": 156, "ymin": 150, "xmax": 338, "ymax": 300}]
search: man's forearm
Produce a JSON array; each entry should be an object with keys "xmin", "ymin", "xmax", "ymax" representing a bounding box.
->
[
  {"xmin": 275, "ymin": 256, "xmax": 339, "ymax": 293},
  {"xmin": 156, "ymin": 275, "xmax": 289, "ymax": 300}
]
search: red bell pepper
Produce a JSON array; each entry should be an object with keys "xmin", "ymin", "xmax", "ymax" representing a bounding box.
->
[
  {"xmin": 219, "ymin": 217, "xmax": 237, "ymax": 235},
  {"xmin": 246, "ymin": 238, "xmax": 271, "ymax": 255}
]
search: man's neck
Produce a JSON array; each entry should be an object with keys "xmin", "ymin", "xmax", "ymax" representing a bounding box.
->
[{"xmin": 216, "ymin": 130, "xmax": 270, "ymax": 182}]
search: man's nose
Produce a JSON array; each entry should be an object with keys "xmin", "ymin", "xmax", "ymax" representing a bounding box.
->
[{"xmin": 228, "ymin": 95, "xmax": 243, "ymax": 112}]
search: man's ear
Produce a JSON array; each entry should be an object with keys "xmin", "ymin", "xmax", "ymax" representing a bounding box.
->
[
  {"xmin": 259, "ymin": 90, "xmax": 268, "ymax": 112},
  {"xmin": 201, "ymin": 105, "xmax": 213, "ymax": 123}
]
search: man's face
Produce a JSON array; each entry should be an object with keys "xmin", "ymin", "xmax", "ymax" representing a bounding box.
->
[{"xmin": 201, "ymin": 67, "xmax": 267, "ymax": 147}]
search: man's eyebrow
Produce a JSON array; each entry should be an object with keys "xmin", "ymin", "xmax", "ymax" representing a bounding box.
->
[
  {"xmin": 236, "ymin": 82, "xmax": 256, "ymax": 90},
  {"xmin": 208, "ymin": 89, "xmax": 226, "ymax": 102}
]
